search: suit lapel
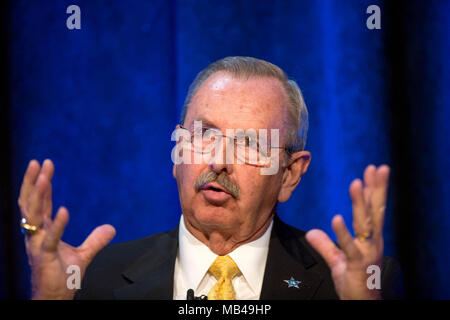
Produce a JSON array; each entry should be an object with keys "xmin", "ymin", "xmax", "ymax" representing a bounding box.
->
[
  {"xmin": 112, "ymin": 216, "xmax": 330, "ymax": 300},
  {"xmin": 260, "ymin": 216, "xmax": 324, "ymax": 300},
  {"xmin": 114, "ymin": 226, "xmax": 178, "ymax": 300}
]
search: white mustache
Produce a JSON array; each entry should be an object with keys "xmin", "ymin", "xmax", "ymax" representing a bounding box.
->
[{"xmin": 194, "ymin": 171, "xmax": 241, "ymax": 199}]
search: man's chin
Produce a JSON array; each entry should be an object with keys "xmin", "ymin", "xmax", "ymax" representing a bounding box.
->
[{"xmin": 189, "ymin": 208, "xmax": 237, "ymax": 230}]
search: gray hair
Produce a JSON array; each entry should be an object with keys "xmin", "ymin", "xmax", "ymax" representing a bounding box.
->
[{"xmin": 180, "ymin": 56, "xmax": 309, "ymax": 152}]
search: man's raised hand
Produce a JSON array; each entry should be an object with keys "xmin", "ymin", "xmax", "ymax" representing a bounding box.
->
[
  {"xmin": 18, "ymin": 159, "xmax": 116, "ymax": 299},
  {"xmin": 305, "ymin": 165, "xmax": 390, "ymax": 300}
]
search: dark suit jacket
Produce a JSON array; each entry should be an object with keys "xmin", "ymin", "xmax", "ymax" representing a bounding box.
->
[{"xmin": 75, "ymin": 215, "xmax": 404, "ymax": 300}]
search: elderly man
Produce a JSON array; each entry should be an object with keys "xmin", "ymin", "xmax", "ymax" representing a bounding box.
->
[{"xmin": 18, "ymin": 56, "xmax": 403, "ymax": 300}]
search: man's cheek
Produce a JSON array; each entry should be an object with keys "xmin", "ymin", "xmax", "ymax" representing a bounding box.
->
[
  {"xmin": 179, "ymin": 163, "xmax": 197, "ymax": 183},
  {"xmin": 241, "ymin": 180, "xmax": 263, "ymax": 201}
]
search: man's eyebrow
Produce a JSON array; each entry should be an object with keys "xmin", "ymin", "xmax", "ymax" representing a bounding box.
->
[{"xmin": 191, "ymin": 117, "xmax": 218, "ymax": 129}]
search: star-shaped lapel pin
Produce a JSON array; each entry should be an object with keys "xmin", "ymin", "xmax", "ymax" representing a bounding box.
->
[{"xmin": 284, "ymin": 276, "xmax": 303, "ymax": 289}]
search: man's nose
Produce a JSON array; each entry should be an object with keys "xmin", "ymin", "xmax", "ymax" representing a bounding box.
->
[
  {"xmin": 208, "ymin": 138, "xmax": 234, "ymax": 174},
  {"xmin": 209, "ymin": 159, "xmax": 234, "ymax": 174}
]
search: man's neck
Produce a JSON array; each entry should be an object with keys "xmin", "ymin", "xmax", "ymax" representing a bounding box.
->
[{"xmin": 182, "ymin": 213, "xmax": 274, "ymax": 256}]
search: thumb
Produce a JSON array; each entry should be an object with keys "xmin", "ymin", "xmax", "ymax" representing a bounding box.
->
[
  {"xmin": 305, "ymin": 229, "xmax": 343, "ymax": 270},
  {"xmin": 78, "ymin": 224, "xmax": 116, "ymax": 265}
]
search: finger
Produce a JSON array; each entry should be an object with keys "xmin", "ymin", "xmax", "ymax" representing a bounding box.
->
[
  {"xmin": 41, "ymin": 176, "xmax": 53, "ymax": 223},
  {"xmin": 305, "ymin": 228, "xmax": 344, "ymax": 270},
  {"xmin": 42, "ymin": 207, "xmax": 69, "ymax": 252},
  {"xmin": 25, "ymin": 174, "xmax": 49, "ymax": 226},
  {"xmin": 78, "ymin": 225, "xmax": 116, "ymax": 265},
  {"xmin": 363, "ymin": 165, "xmax": 376, "ymax": 205},
  {"xmin": 371, "ymin": 165, "xmax": 390, "ymax": 237},
  {"xmin": 332, "ymin": 215, "xmax": 361, "ymax": 261},
  {"xmin": 36, "ymin": 159, "xmax": 54, "ymax": 223},
  {"xmin": 40, "ymin": 159, "xmax": 55, "ymax": 181},
  {"xmin": 350, "ymin": 179, "xmax": 372, "ymax": 237},
  {"xmin": 18, "ymin": 160, "xmax": 41, "ymax": 212}
]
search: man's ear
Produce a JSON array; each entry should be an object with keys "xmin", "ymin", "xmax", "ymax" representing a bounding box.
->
[
  {"xmin": 172, "ymin": 123, "xmax": 183, "ymax": 180},
  {"xmin": 277, "ymin": 151, "xmax": 311, "ymax": 203}
]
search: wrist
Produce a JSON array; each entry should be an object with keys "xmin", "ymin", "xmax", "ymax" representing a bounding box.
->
[{"xmin": 31, "ymin": 289, "xmax": 75, "ymax": 300}]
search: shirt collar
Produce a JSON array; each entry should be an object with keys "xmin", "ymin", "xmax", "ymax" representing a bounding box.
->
[
  {"xmin": 178, "ymin": 215, "xmax": 273, "ymax": 294},
  {"xmin": 178, "ymin": 216, "xmax": 218, "ymax": 291},
  {"xmin": 228, "ymin": 220, "xmax": 273, "ymax": 294}
]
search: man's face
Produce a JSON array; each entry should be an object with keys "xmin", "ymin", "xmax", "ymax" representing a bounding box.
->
[{"xmin": 173, "ymin": 71, "xmax": 292, "ymax": 243}]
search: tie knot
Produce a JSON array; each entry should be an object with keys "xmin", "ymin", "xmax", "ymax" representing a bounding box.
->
[{"xmin": 209, "ymin": 255, "xmax": 240, "ymax": 280}]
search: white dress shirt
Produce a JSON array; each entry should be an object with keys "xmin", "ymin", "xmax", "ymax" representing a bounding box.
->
[{"xmin": 173, "ymin": 215, "xmax": 273, "ymax": 300}]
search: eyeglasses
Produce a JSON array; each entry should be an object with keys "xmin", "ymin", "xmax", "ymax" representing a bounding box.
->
[{"xmin": 177, "ymin": 124, "xmax": 289, "ymax": 167}]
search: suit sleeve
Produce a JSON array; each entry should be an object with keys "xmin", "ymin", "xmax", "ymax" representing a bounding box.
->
[{"xmin": 381, "ymin": 256, "xmax": 405, "ymax": 300}]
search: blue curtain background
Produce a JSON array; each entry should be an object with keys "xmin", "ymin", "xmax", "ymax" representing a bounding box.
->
[{"xmin": 1, "ymin": 0, "xmax": 449, "ymax": 299}]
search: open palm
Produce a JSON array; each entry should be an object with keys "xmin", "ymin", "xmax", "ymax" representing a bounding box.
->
[
  {"xmin": 306, "ymin": 165, "xmax": 389, "ymax": 299},
  {"xmin": 19, "ymin": 159, "xmax": 116, "ymax": 299}
]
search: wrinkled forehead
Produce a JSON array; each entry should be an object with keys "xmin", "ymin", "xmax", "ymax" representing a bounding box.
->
[{"xmin": 185, "ymin": 72, "xmax": 290, "ymax": 132}]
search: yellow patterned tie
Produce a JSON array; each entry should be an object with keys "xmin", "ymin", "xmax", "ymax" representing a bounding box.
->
[{"xmin": 207, "ymin": 255, "xmax": 240, "ymax": 300}]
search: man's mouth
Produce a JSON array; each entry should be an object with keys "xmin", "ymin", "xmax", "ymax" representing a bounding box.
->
[
  {"xmin": 199, "ymin": 182, "xmax": 233, "ymax": 204},
  {"xmin": 200, "ymin": 182, "xmax": 229, "ymax": 194}
]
